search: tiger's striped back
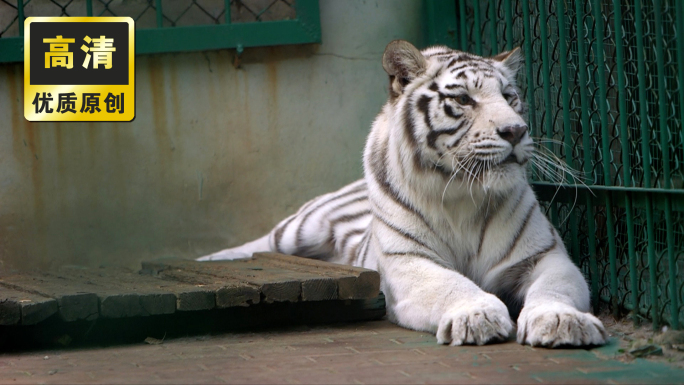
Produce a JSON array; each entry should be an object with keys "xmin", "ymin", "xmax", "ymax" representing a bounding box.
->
[{"xmin": 268, "ymin": 179, "xmax": 374, "ymax": 268}]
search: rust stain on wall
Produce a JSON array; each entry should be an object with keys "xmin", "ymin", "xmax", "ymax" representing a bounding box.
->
[
  {"xmin": 8, "ymin": 66, "xmax": 24, "ymax": 163},
  {"xmin": 149, "ymin": 56, "xmax": 171, "ymax": 163},
  {"xmin": 266, "ymin": 52, "xmax": 279, "ymax": 137},
  {"xmin": 241, "ymin": 70, "xmax": 252, "ymax": 153},
  {"xmin": 168, "ymin": 55, "xmax": 181, "ymax": 146}
]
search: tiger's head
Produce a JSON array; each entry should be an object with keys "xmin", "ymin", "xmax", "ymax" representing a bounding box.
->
[{"xmin": 382, "ymin": 40, "xmax": 532, "ymax": 191}]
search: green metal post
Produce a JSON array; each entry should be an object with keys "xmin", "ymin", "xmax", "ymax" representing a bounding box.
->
[
  {"xmin": 86, "ymin": 0, "xmax": 93, "ymax": 17},
  {"xmin": 576, "ymin": 0, "xmax": 599, "ymax": 312},
  {"xmin": 504, "ymin": 0, "xmax": 513, "ymax": 51},
  {"xmin": 224, "ymin": 0, "xmax": 231, "ymax": 23},
  {"xmin": 156, "ymin": 0, "xmax": 164, "ymax": 28},
  {"xmin": 521, "ymin": 0, "xmax": 538, "ymax": 141},
  {"xmin": 635, "ymin": 0, "xmax": 659, "ymax": 329},
  {"xmin": 593, "ymin": 0, "xmax": 618, "ymax": 317},
  {"xmin": 654, "ymin": 0, "xmax": 678, "ymax": 329},
  {"xmin": 473, "ymin": 0, "xmax": 483, "ymax": 55},
  {"xmin": 425, "ymin": 0, "xmax": 458, "ymax": 48},
  {"xmin": 459, "ymin": 0, "xmax": 468, "ymax": 51},
  {"xmin": 489, "ymin": 0, "xmax": 497, "ymax": 54},
  {"xmin": 556, "ymin": 0, "xmax": 579, "ymax": 265},
  {"xmin": 614, "ymin": 0, "xmax": 639, "ymax": 325},
  {"xmin": 537, "ymin": 0, "xmax": 558, "ymax": 227},
  {"xmin": 675, "ymin": 0, "xmax": 684, "ymax": 329},
  {"xmin": 17, "ymin": 0, "xmax": 24, "ymax": 37}
]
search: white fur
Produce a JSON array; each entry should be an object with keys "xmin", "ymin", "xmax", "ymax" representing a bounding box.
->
[{"xmin": 197, "ymin": 235, "xmax": 270, "ymax": 261}]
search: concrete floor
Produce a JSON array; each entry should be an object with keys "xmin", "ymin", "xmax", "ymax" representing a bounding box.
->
[{"xmin": 1, "ymin": 320, "xmax": 682, "ymax": 384}]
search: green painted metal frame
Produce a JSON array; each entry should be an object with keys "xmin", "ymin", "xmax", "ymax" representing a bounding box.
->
[{"xmin": 0, "ymin": 0, "xmax": 321, "ymax": 63}]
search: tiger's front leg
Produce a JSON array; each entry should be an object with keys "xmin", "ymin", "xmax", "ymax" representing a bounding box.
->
[
  {"xmin": 377, "ymin": 241, "xmax": 513, "ymax": 345},
  {"xmin": 516, "ymin": 252, "xmax": 607, "ymax": 347}
]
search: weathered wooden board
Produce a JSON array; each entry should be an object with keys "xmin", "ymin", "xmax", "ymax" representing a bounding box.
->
[
  {"xmin": 0, "ymin": 275, "xmax": 99, "ymax": 322},
  {"xmin": 0, "ymin": 253, "xmax": 382, "ymax": 326},
  {"xmin": 253, "ymin": 253, "xmax": 380, "ymax": 300},
  {"xmin": 150, "ymin": 268, "xmax": 260, "ymax": 308},
  {"xmin": 142, "ymin": 257, "xmax": 342, "ymax": 302},
  {"xmin": 55, "ymin": 266, "xmax": 221, "ymax": 313},
  {"xmin": 0, "ymin": 288, "xmax": 58, "ymax": 325},
  {"xmin": 49, "ymin": 267, "xmax": 178, "ymax": 318}
]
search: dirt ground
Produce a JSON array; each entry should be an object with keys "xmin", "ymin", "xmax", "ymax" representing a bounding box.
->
[
  {"xmin": 598, "ymin": 312, "xmax": 684, "ymax": 369},
  {"xmin": 1, "ymin": 318, "xmax": 683, "ymax": 384}
]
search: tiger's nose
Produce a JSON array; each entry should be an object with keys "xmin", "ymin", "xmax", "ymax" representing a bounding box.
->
[{"xmin": 497, "ymin": 124, "xmax": 528, "ymax": 146}]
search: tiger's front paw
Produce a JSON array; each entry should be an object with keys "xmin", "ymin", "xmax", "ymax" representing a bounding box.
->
[
  {"xmin": 436, "ymin": 294, "xmax": 513, "ymax": 346},
  {"xmin": 517, "ymin": 303, "xmax": 607, "ymax": 347}
]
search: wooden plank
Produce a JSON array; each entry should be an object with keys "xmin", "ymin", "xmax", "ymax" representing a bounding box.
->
[
  {"xmin": 0, "ymin": 275, "xmax": 99, "ymax": 322},
  {"xmin": 0, "ymin": 288, "xmax": 58, "ymax": 325},
  {"xmin": 54, "ymin": 266, "xmax": 216, "ymax": 314},
  {"xmin": 253, "ymin": 253, "xmax": 381, "ymax": 300},
  {"xmin": 0, "ymin": 296, "xmax": 20, "ymax": 325},
  {"xmin": 47, "ymin": 268, "xmax": 174, "ymax": 318},
  {"xmin": 152, "ymin": 269, "xmax": 260, "ymax": 308},
  {"xmin": 142, "ymin": 258, "xmax": 338, "ymax": 302},
  {"xmin": 86, "ymin": 267, "xmax": 214, "ymax": 312},
  {"xmin": 143, "ymin": 259, "xmax": 302, "ymax": 302}
]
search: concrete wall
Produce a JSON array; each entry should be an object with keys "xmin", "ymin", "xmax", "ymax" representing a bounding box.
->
[{"xmin": 0, "ymin": 0, "xmax": 425, "ymax": 271}]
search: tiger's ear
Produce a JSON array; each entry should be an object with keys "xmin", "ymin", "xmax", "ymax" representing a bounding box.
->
[
  {"xmin": 382, "ymin": 40, "xmax": 427, "ymax": 87},
  {"xmin": 491, "ymin": 47, "xmax": 523, "ymax": 77}
]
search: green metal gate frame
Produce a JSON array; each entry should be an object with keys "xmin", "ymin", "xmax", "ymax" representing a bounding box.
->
[
  {"xmin": 427, "ymin": 0, "xmax": 684, "ymax": 330},
  {"xmin": 0, "ymin": 0, "xmax": 321, "ymax": 63}
]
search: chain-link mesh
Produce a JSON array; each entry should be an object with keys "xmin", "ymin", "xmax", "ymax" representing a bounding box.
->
[
  {"xmin": 456, "ymin": 0, "xmax": 684, "ymax": 328},
  {"xmin": 0, "ymin": 0, "xmax": 296, "ymax": 37}
]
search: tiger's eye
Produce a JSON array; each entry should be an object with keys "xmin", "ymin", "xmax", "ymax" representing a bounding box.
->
[{"xmin": 454, "ymin": 94, "xmax": 474, "ymax": 106}]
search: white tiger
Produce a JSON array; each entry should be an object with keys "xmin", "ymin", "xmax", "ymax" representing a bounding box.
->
[{"xmin": 199, "ymin": 41, "xmax": 607, "ymax": 347}]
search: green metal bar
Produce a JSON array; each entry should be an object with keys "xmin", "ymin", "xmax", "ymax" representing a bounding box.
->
[
  {"xmin": 654, "ymin": 2, "xmax": 671, "ymax": 191},
  {"xmin": 531, "ymin": 182, "xmax": 684, "ymax": 197},
  {"xmin": 424, "ymin": 0, "xmax": 457, "ymax": 48},
  {"xmin": 17, "ymin": 0, "xmax": 24, "ymax": 37},
  {"xmin": 504, "ymin": 0, "xmax": 513, "ymax": 51},
  {"xmin": 593, "ymin": 1, "xmax": 611, "ymax": 188},
  {"xmin": 531, "ymin": 183, "xmax": 684, "ymax": 212},
  {"xmin": 0, "ymin": 37, "xmax": 22, "ymax": 62},
  {"xmin": 679, "ymin": 1, "xmax": 684, "ymax": 170},
  {"xmin": 537, "ymin": 0, "xmax": 558, "ymax": 227},
  {"xmin": 634, "ymin": 0, "xmax": 659, "ymax": 329},
  {"xmin": 224, "ymin": 0, "xmax": 231, "ymax": 24},
  {"xmin": 473, "ymin": 0, "xmax": 482, "ymax": 55},
  {"xmin": 593, "ymin": 0, "xmax": 618, "ymax": 317},
  {"xmin": 653, "ymin": 0, "xmax": 678, "ymax": 330},
  {"xmin": 537, "ymin": 0, "xmax": 553, "ymax": 154},
  {"xmin": 155, "ymin": 0, "xmax": 163, "ymax": 28},
  {"xmin": 575, "ymin": 0, "xmax": 599, "ymax": 312},
  {"xmin": 674, "ymin": 0, "xmax": 684, "ymax": 331},
  {"xmin": 489, "ymin": 0, "xmax": 497, "ymax": 54},
  {"xmin": 459, "ymin": 0, "xmax": 468, "ymax": 51},
  {"xmin": 613, "ymin": 0, "xmax": 639, "ymax": 324},
  {"xmin": 521, "ymin": 0, "xmax": 537, "ymax": 141},
  {"xmin": 293, "ymin": 0, "xmax": 322, "ymax": 43},
  {"xmin": 136, "ymin": 20, "xmax": 320, "ymax": 54},
  {"xmin": 555, "ymin": 0, "xmax": 571, "ymax": 167},
  {"xmin": 555, "ymin": 0, "xmax": 579, "ymax": 265},
  {"xmin": 86, "ymin": 0, "xmax": 93, "ymax": 17}
]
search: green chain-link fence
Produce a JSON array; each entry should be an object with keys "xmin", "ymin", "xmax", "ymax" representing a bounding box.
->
[
  {"xmin": 435, "ymin": 0, "xmax": 684, "ymax": 330},
  {"xmin": 0, "ymin": 0, "xmax": 320, "ymax": 62}
]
